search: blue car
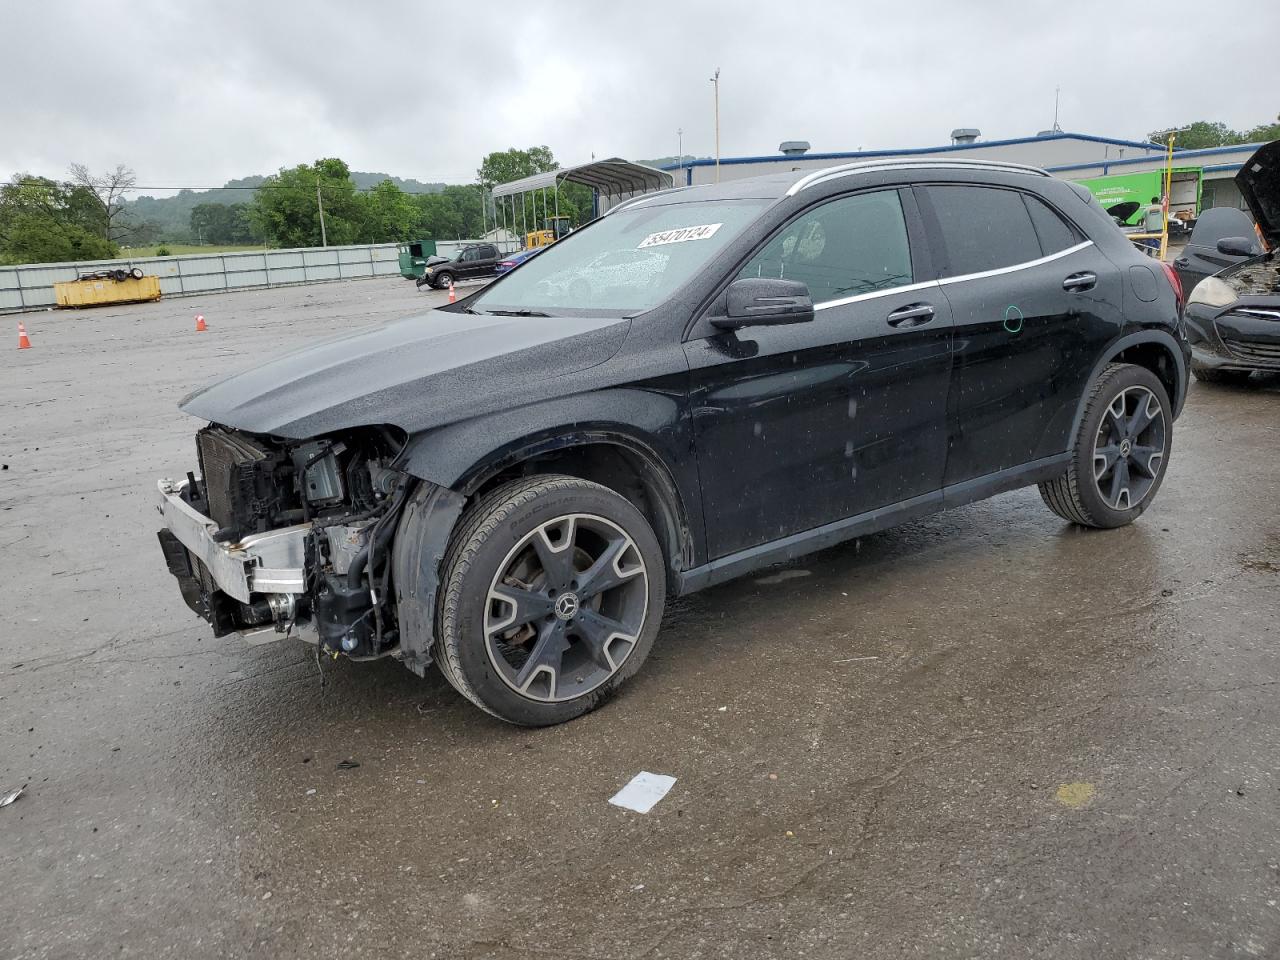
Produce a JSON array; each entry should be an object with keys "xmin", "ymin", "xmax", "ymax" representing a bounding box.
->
[{"xmin": 493, "ymin": 247, "xmax": 543, "ymax": 275}]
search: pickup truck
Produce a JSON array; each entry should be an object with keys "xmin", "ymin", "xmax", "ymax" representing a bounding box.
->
[{"xmin": 415, "ymin": 243, "xmax": 502, "ymax": 290}]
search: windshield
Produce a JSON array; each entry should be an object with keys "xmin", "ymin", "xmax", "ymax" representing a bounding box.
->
[{"xmin": 472, "ymin": 198, "xmax": 769, "ymax": 315}]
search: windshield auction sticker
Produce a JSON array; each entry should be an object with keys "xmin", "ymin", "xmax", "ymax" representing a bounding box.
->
[{"xmin": 637, "ymin": 223, "xmax": 723, "ymax": 248}]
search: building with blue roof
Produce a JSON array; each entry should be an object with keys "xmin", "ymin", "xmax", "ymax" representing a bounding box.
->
[{"xmin": 662, "ymin": 129, "xmax": 1264, "ymax": 210}]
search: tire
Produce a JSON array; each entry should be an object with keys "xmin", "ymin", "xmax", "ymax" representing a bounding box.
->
[
  {"xmin": 1191, "ymin": 360, "xmax": 1252, "ymax": 385},
  {"xmin": 129, "ymin": 267, "xmax": 144, "ymax": 280},
  {"xmin": 1039, "ymin": 362, "xmax": 1172, "ymax": 529},
  {"xmin": 433, "ymin": 271, "xmax": 454, "ymax": 290},
  {"xmin": 431, "ymin": 475, "xmax": 666, "ymax": 726}
]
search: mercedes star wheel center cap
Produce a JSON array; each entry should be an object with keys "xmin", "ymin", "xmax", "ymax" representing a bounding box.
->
[
  {"xmin": 1120, "ymin": 439, "xmax": 1132, "ymax": 456},
  {"xmin": 554, "ymin": 593, "xmax": 581, "ymax": 621}
]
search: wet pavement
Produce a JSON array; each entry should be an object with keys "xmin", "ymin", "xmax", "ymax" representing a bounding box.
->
[{"xmin": 3, "ymin": 278, "xmax": 1280, "ymax": 959}]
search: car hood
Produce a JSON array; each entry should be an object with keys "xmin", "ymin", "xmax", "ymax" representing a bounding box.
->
[
  {"xmin": 424, "ymin": 255, "xmax": 450, "ymax": 267},
  {"xmin": 1237, "ymin": 140, "xmax": 1280, "ymax": 247},
  {"xmin": 1105, "ymin": 201, "xmax": 1141, "ymax": 222},
  {"xmin": 179, "ymin": 309, "xmax": 631, "ymax": 438}
]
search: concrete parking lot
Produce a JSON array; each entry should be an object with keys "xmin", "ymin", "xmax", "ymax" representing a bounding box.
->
[{"xmin": 3, "ymin": 277, "xmax": 1280, "ymax": 959}]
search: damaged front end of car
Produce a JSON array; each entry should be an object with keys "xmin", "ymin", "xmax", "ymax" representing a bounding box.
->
[{"xmin": 156, "ymin": 424, "xmax": 415, "ymax": 658}]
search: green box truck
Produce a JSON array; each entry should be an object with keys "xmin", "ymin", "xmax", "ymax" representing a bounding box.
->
[{"xmin": 1079, "ymin": 168, "xmax": 1203, "ymax": 225}]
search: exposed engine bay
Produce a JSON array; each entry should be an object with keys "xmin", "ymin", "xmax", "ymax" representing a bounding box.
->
[
  {"xmin": 1227, "ymin": 252, "xmax": 1280, "ymax": 296},
  {"xmin": 156, "ymin": 424, "xmax": 409, "ymax": 658}
]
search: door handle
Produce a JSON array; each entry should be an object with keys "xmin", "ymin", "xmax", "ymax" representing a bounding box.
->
[
  {"xmin": 1173, "ymin": 257, "xmax": 1190, "ymax": 268},
  {"xmin": 886, "ymin": 303, "xmax": 935, "ymax": 327},
  {"xmin": 1062, "ymin": 271, "xmax": 1097, "ymax": 292}
]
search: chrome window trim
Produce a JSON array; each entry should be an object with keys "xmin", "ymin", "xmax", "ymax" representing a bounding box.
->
[
  {"xmin": 814, "ymin": 279, "xmax": 940, "ymax": 311},
  {"xmin": 935, "ymin": 239, "xmax": 1093, "ymax": 287},
  {"xmin": 787, "ymin": 158, "xmax": 1050, "ymax": 197},
  {"xmin": 809, "ymin": 241, "xmax": 1093, "ymax": 311}
]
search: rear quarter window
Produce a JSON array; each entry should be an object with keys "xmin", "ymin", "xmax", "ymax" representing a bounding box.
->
[
  {"xmin": 1023, "ymin": 195, "xmax": 1082, "ymax": 255},
  {"xmin": 924, "ymin": 185, "xmax": 1042, "ymax": 277}
]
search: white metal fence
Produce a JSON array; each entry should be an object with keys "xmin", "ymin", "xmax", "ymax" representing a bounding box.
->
[{"xmin": 0, "ymin": 238, "xmax": 516, "ymax": 314}]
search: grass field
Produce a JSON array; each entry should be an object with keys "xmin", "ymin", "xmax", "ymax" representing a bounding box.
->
[{"xmin": 117, "ymin": 243, "xmax": 269, "ymax": 258}]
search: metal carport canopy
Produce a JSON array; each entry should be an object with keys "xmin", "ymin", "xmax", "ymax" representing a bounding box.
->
[{"xmin": 491, "ymin": 158, "xmax": 674, "ymax": 199}]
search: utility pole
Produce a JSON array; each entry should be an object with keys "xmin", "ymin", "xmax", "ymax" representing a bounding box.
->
[
  {"xmin": 710, "ymin": 68, "xmax": 721, "ymax": 183},
  {"xmin": 316, "ymin": 178, "xmax": 328, "ymax": 247},
  {"xmin": 677, "ymin": 127, "xmax": 683, "ymax": 180}
]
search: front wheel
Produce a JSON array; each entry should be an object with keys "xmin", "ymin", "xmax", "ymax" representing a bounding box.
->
[
  {"xmin": 433, "ymin": 271, "xmax": 454, "ymax": 290},
  {"xmin": 1039, "ymin": 363, "xmax": 1172, "ymax": 529},
  {"xmin": 432, "ymin": 476, "xmax": 666, "ymax": 726}
]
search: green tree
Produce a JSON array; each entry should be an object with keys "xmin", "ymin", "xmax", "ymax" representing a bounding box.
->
[
  {"xmin": 412, "ymin": 192, "xmax": 463, "ymax": 240},
  {"xmin": 251, "ymin": 158, "xmax": 364, "ymax": 247},
  {"xmin": 190, "ymin": 202, "xmax": 259, "ymax": 244},
  {"xmin": 1244, "ymin": 113, "xmax": 1280, "ymax": 144},
  {"xmin": 357, "ymin": 179, "xmax": 418, "ymax": 242},
  {"xmin": 0, "ymin": 175, "xmax": 118, "ymax": 264},
  {"xmin": 477, "ymin": 146, "xmax": 558, "ymax": 190},
  {"xmin": 1146, "ymin": 116, "xmax": 1280, "ymax": 149}
]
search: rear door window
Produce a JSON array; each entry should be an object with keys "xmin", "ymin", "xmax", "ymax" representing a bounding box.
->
[
  {"xmin": 1023, "ymin": 195, "xmax": 1082, "ymax": 255},
  {"xmin": 736, "ymin": 189, "xmax": 913, "ymax": 303},
  {"xmin": 924, "ymin": 185, "xmax": 1042, "ymax": 277}
]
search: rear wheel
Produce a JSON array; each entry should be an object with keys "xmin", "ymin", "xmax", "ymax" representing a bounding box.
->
[
  {"xmin": 1039, "ymin": 363, "xmax": 1172, "ymax": 529},
  {"xmin": 1191, "ymin": 360, "xmax": 1252, "ymax": 385},
  {"xmin": 433, "ymin": 475, "xmax": 666, "ymax": 726}
]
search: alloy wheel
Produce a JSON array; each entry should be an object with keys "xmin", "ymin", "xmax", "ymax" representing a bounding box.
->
[
  {"xmin": 484, "ymin": 513, "xmax": 649, "ymax": 702},
  {"xmin": 1092, "ymin": 385, "xmax": 1166, "ymax": 511}
]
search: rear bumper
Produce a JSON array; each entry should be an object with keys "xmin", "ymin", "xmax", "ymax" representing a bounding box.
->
[{"xmin": 156, "ymin": 477, "xmax": 311, "ymax": 640}]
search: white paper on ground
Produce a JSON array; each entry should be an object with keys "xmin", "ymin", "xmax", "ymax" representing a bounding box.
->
[{"xmin": 608, "ymin": 772, "xmax": 677, "ymax": 813}]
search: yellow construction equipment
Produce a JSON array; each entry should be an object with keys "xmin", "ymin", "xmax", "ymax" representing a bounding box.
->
[{"xmin": 525, "ymin": 216, "xmax": 573, "ymax": 249}]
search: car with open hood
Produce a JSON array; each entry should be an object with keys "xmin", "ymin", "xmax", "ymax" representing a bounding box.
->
[
  {"xmin": 1181, "ymin": 140, "xmax": 1280, "ymax": 384},
  {"xmin": 156, "ymin": 157, "xmax": 1188, "ymax": 726}
]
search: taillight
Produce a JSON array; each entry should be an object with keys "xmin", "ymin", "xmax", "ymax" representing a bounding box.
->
[{"xmin": 1159, "ymin": 261, "xmax": 1183, "ymax": 313}]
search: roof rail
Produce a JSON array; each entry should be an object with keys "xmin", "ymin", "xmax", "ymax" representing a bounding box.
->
[
  {"xmin": 786, "ymin": 157, "xmax": 1050, "ymax": 196},
  {"xmin": 605, "ymin": 186, "xmax": 687, "ymax": 216}
]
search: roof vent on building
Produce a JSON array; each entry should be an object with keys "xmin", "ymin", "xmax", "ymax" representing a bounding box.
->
[
  {"xmin": 950, "ymin": 128, "xmax": 981, "ymax": 145},
  {"xmin": 779, "ymin": 140, "xmax": 811, "ymax": 157}
]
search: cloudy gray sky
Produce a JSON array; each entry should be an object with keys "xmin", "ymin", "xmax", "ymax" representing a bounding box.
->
[{"xmin": 3, "ymin": 0, "xmax": 1277, "ymax": 192}]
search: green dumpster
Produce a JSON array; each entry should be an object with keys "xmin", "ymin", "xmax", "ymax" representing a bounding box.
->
[{"xmin": 397, "ymin": 240, "xmax": 439, "ymax": 279}]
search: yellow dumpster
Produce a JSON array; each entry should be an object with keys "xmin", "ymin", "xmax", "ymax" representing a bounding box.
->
[{"xmin": 54, "ymin": 275, "xmax": 162, "ymax": 308}]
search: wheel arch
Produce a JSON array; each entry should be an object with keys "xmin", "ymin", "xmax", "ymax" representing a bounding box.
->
[
  {"xmin": 394, "ymin": 392, "xmax": 700, "ymax": 589},
  {"xmin": 1071, "ymin": 329, "xmax": 1188, "ymax": 441}
]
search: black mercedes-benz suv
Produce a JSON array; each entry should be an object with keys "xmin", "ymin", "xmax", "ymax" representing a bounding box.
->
[{"xmin": 156, "ymin": 157, "xmax": 1189, "ymax": 726}]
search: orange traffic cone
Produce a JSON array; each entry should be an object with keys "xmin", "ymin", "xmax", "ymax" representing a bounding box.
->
[
  {"xmin": 17, "ymin": 321, "xmax": 31, "ymax": 350},
  {"xmin": 448, "ymin": 281, "xmax": 456, "ymax": 304},
  {"xmin": 195, "ymin": 314, "xmax": 207, "ymax": 332}
]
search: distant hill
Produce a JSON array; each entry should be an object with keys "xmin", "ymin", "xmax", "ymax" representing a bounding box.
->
[
  {"xmin": 349, "ymin": 172, "xmax": 445, "ymax": 194},
  {"xmin": 122, "ymin": 171, "xmax": 447, "ymax": 243},
  {"xmin": 642, "ymin": 155, "xmax": 707, "ymax": 170}
]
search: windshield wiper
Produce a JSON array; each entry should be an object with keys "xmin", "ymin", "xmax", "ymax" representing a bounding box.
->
[{"xmin": 478, "ymin": 308, "xmax": 553, "ymax": 317}]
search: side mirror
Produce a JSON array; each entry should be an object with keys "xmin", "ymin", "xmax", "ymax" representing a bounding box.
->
[
  {"xmin": 713, "ymin": 278, "xmax": 815, "ymax": 330},
  {"xmin": 1216, "ymin": 236, "xmax": 1259, "ymax": 257}
]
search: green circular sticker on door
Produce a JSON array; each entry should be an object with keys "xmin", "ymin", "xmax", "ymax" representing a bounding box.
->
[{"xmin": 1003, "ymin": 305, "xmax": 1024, "ymax": 334}]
